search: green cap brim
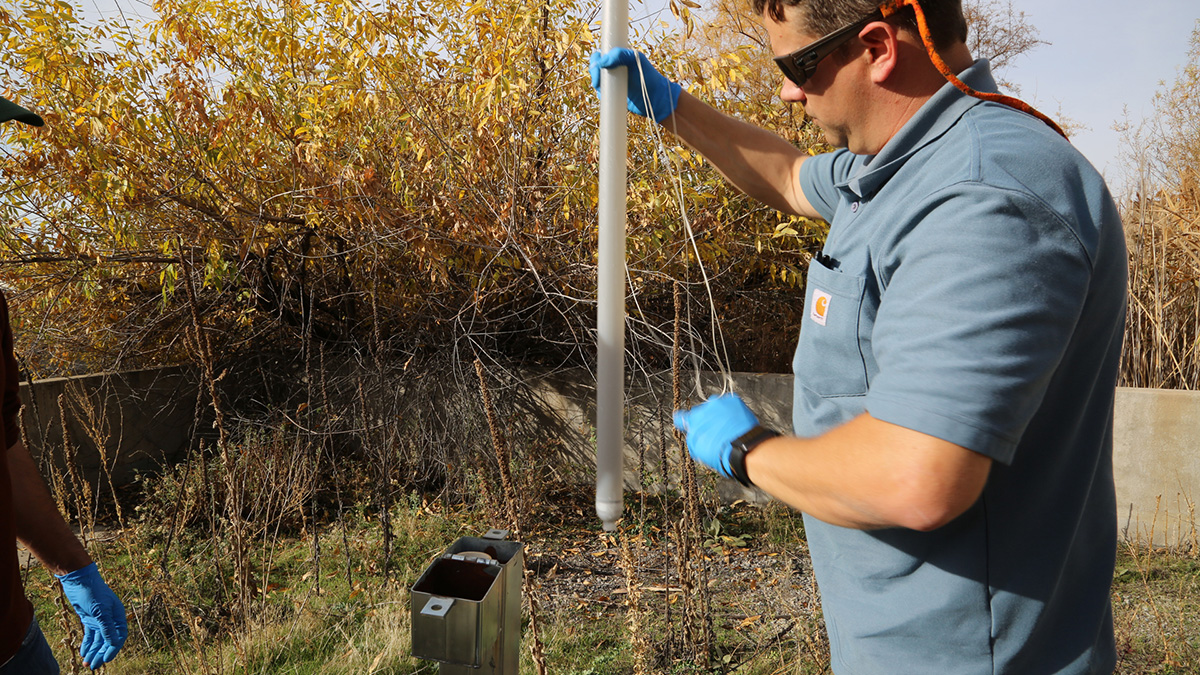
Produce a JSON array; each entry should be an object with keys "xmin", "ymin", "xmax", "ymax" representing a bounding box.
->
[{"xmin": 0, "ymin": 95, "xmax": 44, "ymax": 127}]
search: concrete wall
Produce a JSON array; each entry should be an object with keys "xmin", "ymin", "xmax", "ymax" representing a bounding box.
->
[
  {"xmin": 523, "ymin": 370, "xmax": 794, "ymax": 504},
  {"xmin": 531, "ymin": 372, "xmax": 1200, "ymax": 547},
  {"xmin": 1113, "ymin": 387, "xmax": 1200, "ymax": 547},
  {"xmin": 18, "ymin": 366, "xmax": 206, "ymax": 490},
  {"xmin": 17, "ymin": 365, "xmax": 1199, "ymax": 547}
]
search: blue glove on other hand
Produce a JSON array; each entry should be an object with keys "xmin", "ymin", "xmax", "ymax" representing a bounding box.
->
[
  {"xmin": 673, "ymin": 393, "xmax": 759, "ymax": 479},
  {"xmin": 56, "ymin": 563, "xmax": 127, "ymax": 670},
  {"xmin": 589, "ymin": 48, "xmax": 683, "ymax": 123}
]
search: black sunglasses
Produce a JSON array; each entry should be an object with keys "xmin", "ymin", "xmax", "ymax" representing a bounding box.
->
[{"xmin": 773, "ymin": 10, "xmax": 884, "ymax": 88}]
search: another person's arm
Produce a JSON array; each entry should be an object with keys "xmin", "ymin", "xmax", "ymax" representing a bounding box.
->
[
  {"xmin": 8, "ymin": 440, "xmax": 92, "ymax": 574},
  {"xmin": 9, "ymin": 438, "xmax": 128, "ymax": 670},
  {"xmin": 2, "ymin": 290, "xmax": 126, "ymax": 670}
]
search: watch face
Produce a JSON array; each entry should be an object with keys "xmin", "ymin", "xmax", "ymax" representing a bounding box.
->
[
  {"xmin": 737, "ymin": 426, "xmax": 779, "ymax": 450},
  {"xmin": 730, "ymin": 426, "xmax": 780, "ymax": 487}
]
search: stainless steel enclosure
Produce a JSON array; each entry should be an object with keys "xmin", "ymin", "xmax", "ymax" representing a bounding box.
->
[{"xmin": 411, "ymin": 529, "xmax": 524, "ymax": 673}]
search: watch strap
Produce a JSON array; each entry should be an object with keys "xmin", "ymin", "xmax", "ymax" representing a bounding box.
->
[{"xmin": 729, "ymin": 425, "xmax": 780, "ymax": 488}]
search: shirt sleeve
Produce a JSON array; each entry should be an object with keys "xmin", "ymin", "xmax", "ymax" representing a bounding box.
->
[
  {"xmin": 0, "ymin": 293, "xmax": 22, "ymax": 450},
  {"xmin": 863, "ymin": 184, "xmax": 1094, "ymax": 464},
  {"xmin": 799, "ymin": 149, "xmax": 858, "ymax": 223}
]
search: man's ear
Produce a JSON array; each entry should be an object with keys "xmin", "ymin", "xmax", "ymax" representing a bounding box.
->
[{"xmin": 858, "ymin": 21, "xmax": 901, "ymax": 83}]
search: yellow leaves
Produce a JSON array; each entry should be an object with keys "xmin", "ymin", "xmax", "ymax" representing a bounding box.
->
[
  {"xmin": 346, "ymin": 48, "xmax": 368, "ymax": 73},
  {"xmin": 772, "ymin": 223, "xmax": 799, "ymax": 239},
  {"xmin": 159, "ymin": 264, "xmax": 179, "ymax": 302},
  {"xmin": 735, "ymin": 614, "xmax": 762, "ymax": 630},
  {"xmin": 668, "ymin": 0, "xmax": 697, "ymax": 37},
  {"xmin": 0, "ymin": 0, "xmax": 817, "ymax": 373}
]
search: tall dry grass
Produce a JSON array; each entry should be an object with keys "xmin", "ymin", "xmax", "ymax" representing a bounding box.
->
[
  {"xmin": 1119, "ymin": 21, "xmax": 1200, "ymax": 390},
  {"xmin": 1120, "ymin": 165, "xmax": 1200, "ymax": 389}
]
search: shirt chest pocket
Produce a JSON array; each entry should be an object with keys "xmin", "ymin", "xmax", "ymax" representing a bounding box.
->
[{"xmin": 793, "ymin": 262, "xmax": 871, "ymax": 397}]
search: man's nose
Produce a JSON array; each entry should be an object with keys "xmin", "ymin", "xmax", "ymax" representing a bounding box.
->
[{"xmin": 779, "ymin": 78, "xmax": 806, "ymax": 104}]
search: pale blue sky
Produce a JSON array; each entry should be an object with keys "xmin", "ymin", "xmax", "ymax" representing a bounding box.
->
[
  {"xmin": 630, "ymin": 0, "xmax": 1200, "ymax": 192},
  {"xmin": 998, "ymin": 1, "xmax": 1199, "ymax": 192}
]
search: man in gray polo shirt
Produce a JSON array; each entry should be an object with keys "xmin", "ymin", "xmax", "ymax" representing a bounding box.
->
[{"xmin": 592, "ymin": 0, "xmax": 1125, "ymax": 672}]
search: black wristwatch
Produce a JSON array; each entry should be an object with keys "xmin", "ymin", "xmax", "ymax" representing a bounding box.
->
[{"xmin": 729, "ymin": 425, "xmax": 780, "ymax": 488}]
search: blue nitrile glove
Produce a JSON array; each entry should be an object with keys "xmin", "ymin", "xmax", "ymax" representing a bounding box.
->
[
  {"xmin": 673, "ymin": 393, "xmax": 759, "ymax": 479},
  {"xmin": 56, "ymin": 563, "xmax": 127, "ymax": 669},
  {"xmin": 589, "ymin": 48, "xmax": 683, "ymax": 122}
]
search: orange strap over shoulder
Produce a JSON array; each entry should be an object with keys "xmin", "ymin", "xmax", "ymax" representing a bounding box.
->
[{"xmin": 879, "ymin": 0, "xmax": 1068, "ymax": 139}]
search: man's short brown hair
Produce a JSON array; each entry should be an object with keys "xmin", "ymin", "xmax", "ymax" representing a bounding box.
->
[{"xmin": 752, "ymin": 0, "xmax": 968, "ymax": 51}]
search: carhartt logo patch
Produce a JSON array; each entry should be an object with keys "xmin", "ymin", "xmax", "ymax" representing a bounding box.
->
[{"xmin": 811, "ymin": 289, "xmax": 831, "ymax": 326}]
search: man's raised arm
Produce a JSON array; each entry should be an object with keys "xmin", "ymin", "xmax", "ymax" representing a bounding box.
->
[{"xmin": 589, "ymin": 48, "xmax": 819, "ymax": 219}]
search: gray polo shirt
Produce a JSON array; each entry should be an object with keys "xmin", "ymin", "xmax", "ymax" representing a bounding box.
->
[{"xmin": 794, "ymin": 61, "xmax": 1125, "ymax": 674}]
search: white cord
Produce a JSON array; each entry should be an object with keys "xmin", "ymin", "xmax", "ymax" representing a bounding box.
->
[{"xmin": 632, "ymin": 55, "xmax": 736, "ymax": 399}]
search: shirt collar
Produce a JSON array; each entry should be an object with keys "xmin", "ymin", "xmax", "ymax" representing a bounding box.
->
[{"xmin": 842, "ymin": 59, "xmax": 999, "ymax": 199}]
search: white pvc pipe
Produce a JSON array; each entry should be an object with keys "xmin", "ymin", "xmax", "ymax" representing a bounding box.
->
[{"xmin": 595, "ymin": 0, "xmax": 628, "ymax": 532}]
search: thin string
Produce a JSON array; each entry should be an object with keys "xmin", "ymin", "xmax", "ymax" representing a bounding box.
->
[
  {"xmin": 879, "ymin": 0, "xmax": 1067, "ymax": 138},
  {"xmin": 632, "ymin": 56, "xmax": 736, "ymax": 398}
]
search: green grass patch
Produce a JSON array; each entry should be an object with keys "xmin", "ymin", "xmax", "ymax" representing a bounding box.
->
[{"xmin": 22, "ymin": 485, "xmax": 1200, "ymax": 674}]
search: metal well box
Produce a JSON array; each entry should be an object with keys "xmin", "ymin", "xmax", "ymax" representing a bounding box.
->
[{"xmin": 410, "ymin": 529, "xmax": 524, "ymax": 673}]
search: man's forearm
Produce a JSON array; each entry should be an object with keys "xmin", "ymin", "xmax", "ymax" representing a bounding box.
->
[
  {"xmin": 745, "ymin": 413, "xmax": 993, "ymax": 531},
  {"xmin": 7, "ymin": 440, "xmax": 92, "ymax": 575},
  {"xmin": 661, "ymin": 92, "xmax": 816, "ymax": 218}
]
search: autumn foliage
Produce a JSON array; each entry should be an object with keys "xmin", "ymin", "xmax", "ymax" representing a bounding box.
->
[{"xmin": 0, "ymin": 0, "xmax": 815, "ymax": 376}]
